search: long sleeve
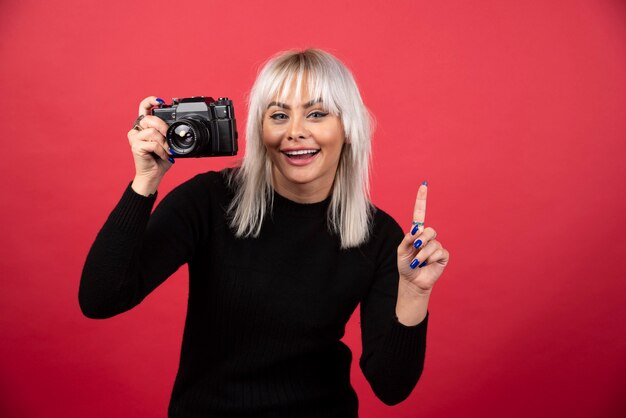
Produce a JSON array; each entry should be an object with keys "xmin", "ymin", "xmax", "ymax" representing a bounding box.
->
[
  {"xmin": 79, "ymin": 172, "xmax": 430, "ymax": 415},
  {"xmin": 359, "ymin": 214, "xmax": 429, "ymax": 406},
  {"xmin": 79, "ymin": 175, "xmax": 213, "ymax": 319}
]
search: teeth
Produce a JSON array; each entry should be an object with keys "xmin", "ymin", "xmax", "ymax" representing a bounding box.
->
[{"xmin": 284, "ymin": 150, "xmax": 319, "ymax": 156}]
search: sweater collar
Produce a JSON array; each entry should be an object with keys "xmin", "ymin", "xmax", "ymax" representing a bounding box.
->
[{"xmin": 272, "ymin": 189, "xmax": 331, "ymax": 218}]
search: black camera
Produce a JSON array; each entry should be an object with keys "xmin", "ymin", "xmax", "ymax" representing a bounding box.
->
[{"xmin": 152, "ymin": 97, "xmax": 238, "ymax": 157}]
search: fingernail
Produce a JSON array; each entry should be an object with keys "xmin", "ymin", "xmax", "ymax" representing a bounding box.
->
[
  {"xmin": 411, "ymin": 224, "xmax": 419, "ymax": 235},
  {"xmin": 422, "ymin": 180, "xmax": 428, "ymax": 186},
  {"xmin": 169, "ymin": 148, "xmax": 178, "ymax": 156},
  {"xmin": 156, "ymin": 98, "xmax": 165, "ymax": 104},
  {"xmin": 413, "ymin": 239, "xmax": 422, "ymax": 249},
  {"xmin": 410, "ymin": 259, "xmax": 419, "ymax": 269},
  {"xmin": 418, "ymin": 260, "xmax": 427, "ymax": 268},
  {"xmin": 168, "ymin": 156, "xmax": 175, "ymax": 164}
]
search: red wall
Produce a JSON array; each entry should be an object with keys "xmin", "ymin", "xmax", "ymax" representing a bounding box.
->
[{"xmin": 1, "ymin": 0, "xmax": 625, "ymax": 417}]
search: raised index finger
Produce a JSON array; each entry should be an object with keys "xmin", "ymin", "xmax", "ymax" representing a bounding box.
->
[
  {"xmin": 138, "ymin": 96, "xmax": 164, "ymax": 116},
  {"xmin": 412, "ymin": 181, "xmax": 428, "ymax": 231}
]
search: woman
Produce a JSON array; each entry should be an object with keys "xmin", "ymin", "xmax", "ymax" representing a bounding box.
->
[{"xmin": 80, "ymin": 49, "xmax": 450, "ymax": 417}]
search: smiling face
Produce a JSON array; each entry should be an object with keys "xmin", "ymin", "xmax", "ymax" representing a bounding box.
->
[{"xmin": 262, "ymin": 86, "xmax": 346, "ymax": 203}]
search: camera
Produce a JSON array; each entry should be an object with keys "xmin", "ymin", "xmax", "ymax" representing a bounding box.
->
[{"xmin": 152, "ymin": 97, "xmax": 238, "ymax": 157}]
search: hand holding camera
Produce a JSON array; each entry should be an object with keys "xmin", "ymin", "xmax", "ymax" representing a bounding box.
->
[{"xmin": 128, "ymin": 96, "xmax": 238, "ymax": 196}]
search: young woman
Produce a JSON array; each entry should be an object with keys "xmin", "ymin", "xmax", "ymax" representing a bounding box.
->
[{"xmin": 80, "ymin": 49, "xmax": 450, "ymax": 417}]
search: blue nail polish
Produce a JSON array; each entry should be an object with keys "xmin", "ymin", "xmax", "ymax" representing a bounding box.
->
[
  {"xmin": 418, "ymin": 260, "xmax": 427, "ymax": 268},
  {"xmin": 410, "ymin": 259, "xmax": 419, "ymax": 269},
  {"xmin": 411, "ymin": 224, "xmax": 419, "ymax": 235},
  {"xmin": 156, "ymin": 98, "xmax": 165, "ymax": 104},
  {"xmin": 422, "ymin": 180, "xmax": 428, "ymax": 186},
  {"xmin": 168, "ymin": 156, "xmax": 175, "ymax": 164},
  {"xmin": 169, "ymin": 148, "xmax": 178, "ymax": 156},
  {"xmin": 413, "ymin": 239, "xmax": 422, "ymax": 249}
]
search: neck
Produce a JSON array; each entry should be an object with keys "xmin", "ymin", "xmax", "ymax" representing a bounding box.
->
[{"xmin": 272, "ymin": 171, "xmax": 335, "ymax": 204}]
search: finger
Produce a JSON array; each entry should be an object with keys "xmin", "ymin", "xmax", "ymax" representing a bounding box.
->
[
  {"xmin": 128, "ymin": 127, "xmax": 163, "ymax": 144},
  {"xmin": 412, "ymin": 242, "xmax": 445, "ymax": 269},
  {"xmin": 127, "ymin": 124, "xmax": 157, "ymax": 140},
  {"xmin": 128, "ymin": 127, "xmax": 141, "ymax": 140},
  {"xmin": 399, "ymin": 227, "xmax": 438, "ymax": 266},
  {"xmin": 410, "ymin": 227, "xmax": 437, "ymax": 252},
  {"xmin": 137, "ymin": 115, "xmax": 169, "ymax": 138},
  {"xmin": 129, "ymin": 128, "xmax": 171, "ymax": 156},
  {"xmin": 399, "ymin": 229, "xmax": 420, "ymax": 256},
  {"xmin": 415, "ymin": 239, "xmax": 441, "ymax": 261},
  {"xmin": 133, "ymin": 140, "xmax": 171, "ymax": 163},
  {"xmin": 417, "ymin": 248, "xmax": 449, "ymax": 269},
  {"xmin": 138, "ymin": 96, "xmax": 165, "ymax": 116},
  {"xmin": 412, "ymin": 181, "xmax": 428, "ymax": 233}
]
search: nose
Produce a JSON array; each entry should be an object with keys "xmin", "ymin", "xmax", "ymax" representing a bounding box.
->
[{"xmin": 287, "ymin": 114, "xmax": 309, "ymax": 141}]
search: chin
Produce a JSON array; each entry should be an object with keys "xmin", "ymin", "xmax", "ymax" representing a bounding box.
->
[{"xmin": 281, "ymin": 170, "xmax": 318, "ymax": 185}]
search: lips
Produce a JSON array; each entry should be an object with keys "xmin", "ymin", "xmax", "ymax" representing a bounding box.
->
[
  {"xmin": 280, "ymin": 148, "xmax": 320, "ymax": 166},
  {"xmin": 280, "ymin": 149, "xmax": 320, "ymax": 157},
  {"xmin": 281, "ymin": 149, "xmax": 320, "ymax": 158}
]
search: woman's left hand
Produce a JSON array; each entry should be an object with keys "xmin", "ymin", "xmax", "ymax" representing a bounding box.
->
[{"xmin": 397, "ymin": 183, "xmax": 450, "ymax": 296}]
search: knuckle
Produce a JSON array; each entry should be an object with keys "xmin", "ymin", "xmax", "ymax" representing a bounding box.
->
[
  {"xmin": 133, "ymin": 141, "xmax": 149, "ymax": 153},
  {"xmin": 152, "ymin": 128, "xmax": 166, "ymax": 139},
  {"xmin": 146, "ymin": 114, "xmax": 166, "ymax": 128},
  {"xmin": 130, "ymin": 132, "xmax": 146, "ymax": 144},
  {"xmin": 144, "ymin": 128, "xmax": 162, "ymax": 141}
]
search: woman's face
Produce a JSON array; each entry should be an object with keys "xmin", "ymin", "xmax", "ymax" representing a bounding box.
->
[{"xmin": 262, "ymin": 87, "xmax": 345, "ymax": 203}]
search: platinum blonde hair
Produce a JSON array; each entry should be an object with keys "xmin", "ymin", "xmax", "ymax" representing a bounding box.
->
[{"xmin": 227, "ymin": 49, "xmax": 374, "ymax": 249}]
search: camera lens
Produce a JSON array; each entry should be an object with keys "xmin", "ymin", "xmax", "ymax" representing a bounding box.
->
[
  {"xmin": 172, "ymin": 125, "xmax": 194, "ymax": 148},
  {"xmin": 166, "ymin": 118, "xmax": 210, "ymax": 156}
]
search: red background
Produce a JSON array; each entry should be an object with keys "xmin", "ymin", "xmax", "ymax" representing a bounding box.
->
[{"xmin": 1, "ymin": 0, "xmax": 625, "ymax": 417}]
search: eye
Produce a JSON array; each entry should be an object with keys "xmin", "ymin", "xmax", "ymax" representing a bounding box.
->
[
  {"xmin": 269, "ymin": 113, "xmax": 288, "ymax": 120},
  {"xmin": 308, "ymin": 111, "xmax": 328, "ymax": 119}
]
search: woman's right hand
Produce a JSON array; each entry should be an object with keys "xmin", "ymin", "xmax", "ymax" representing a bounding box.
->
[{"xmin": 127, "ymin": 96, "xmax": 174, "ymax": 196}]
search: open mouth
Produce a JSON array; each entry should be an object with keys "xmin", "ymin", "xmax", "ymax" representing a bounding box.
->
[{"xmin": 281, "ymin": 149, "xmax": 320, "ymax": 159}]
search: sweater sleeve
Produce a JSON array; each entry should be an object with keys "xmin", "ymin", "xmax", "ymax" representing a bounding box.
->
[
  {"xmin": 359, "ymin": 214, "xmax": 429, "ymax": 406},
  {"xmin": 79, "ymin": 174, "xmax": 213, "ymax": 319}
]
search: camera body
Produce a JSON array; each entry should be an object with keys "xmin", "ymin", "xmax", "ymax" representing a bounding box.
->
[{"xmin": 152, "ymin": 96, "xmax": 238, "ymax": 158}]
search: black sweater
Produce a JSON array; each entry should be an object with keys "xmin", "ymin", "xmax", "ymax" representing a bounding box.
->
[{"xmin": 79, "ymin": 169, "xmax": 428, "ymax": 418}]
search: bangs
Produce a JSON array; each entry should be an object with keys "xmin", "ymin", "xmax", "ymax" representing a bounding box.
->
[{"xmin": 257, "ymin": 53, "xmax": 342, "ymax": 116}]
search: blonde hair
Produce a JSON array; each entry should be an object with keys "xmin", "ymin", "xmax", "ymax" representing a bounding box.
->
[{"xmin": 227, "ymin": 49, "xmax": 374, "ymax": 248}]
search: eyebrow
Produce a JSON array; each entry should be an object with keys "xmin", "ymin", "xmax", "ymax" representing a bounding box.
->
[{"xmin": 266, "ymin": 98, "xmax": 323, "ymax": 110}]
